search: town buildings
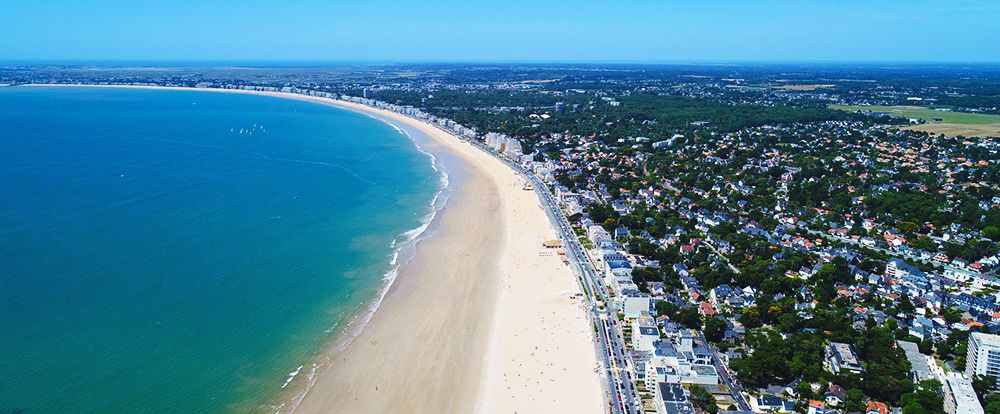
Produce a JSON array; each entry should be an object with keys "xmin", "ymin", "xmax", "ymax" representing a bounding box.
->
[
  {"xmin": 897, "ymin": 340, "xmax": 934, "ymax": 383},
  {"xmin": 966, "ymin": 332, "xmax": 1000, "ymax": 384},
  {"xmin": 943, "ymin": 376, "xmax": 984, "ymax": 414}
]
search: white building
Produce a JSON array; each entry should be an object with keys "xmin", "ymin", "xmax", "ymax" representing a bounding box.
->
[
  {"xmin": 634, "ymin": 325, "xmax": 660, "ymax": 352},
  {"xmin": 623, "ymin": 297, "xmax": 654, "ymax": 320},
  {"xmin": 587, "ymin": 225, "xmax": 612, "ymax": 244},
  {"xmin": 827, "ymin": 342, "xmax": 864, "ymax": 374},
  {"xmin": 657, "ymin": 382, "xmax": 695, "ymax": 414},
  {"xmin": 897, "ymin": 340, "xmax": 934, "ymax": 383},
  {"xmin": 483, "ymin": 132, "xmax": 523, "ymax": 157},
  {"xmin": 944, "ymin": 376, "xmax": 984, "ymax": 414},
  {"xmin": 967, "ymin": 332, "xmax": 1000, "ymax": 384}
]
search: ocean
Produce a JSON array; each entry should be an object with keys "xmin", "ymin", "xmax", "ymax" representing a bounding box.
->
[{"xmin": 0, "ymin": 87, "xmax": 442, "ymax": 413}]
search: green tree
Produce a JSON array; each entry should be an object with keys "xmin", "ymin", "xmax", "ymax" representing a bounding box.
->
[
  {"xmin": 985, "ymin": 226, "xmax": 1000, "ymax": 242},
  {"xmin": 740, "ymin": 306, "xmax": 763, "ymax": 328},
  {"xmin": 973, "ymin": 375, "xmax": 998, "ymax": 404},
  {"xmin": 902, "ymin": 404, "xmax": 928, "ymax": 414},
  {"xmin": 935, "ymin": 340, "xmax": 953, "ymax": 360},
  {"xmin": 900, "ymin": 380, "xmax": 944, "ymax": 414},
  {"xmin": 846, "ymin": 388, "xmax": 866, "ymax": 413},
  {"xmin": 656, "ymin": 301, "xmax": 679, "ymax": 318},
  {"xmin": 676, "ymin": 307, "xmax": 702, "ymax": 329},
  {"xmin": 704, "ymin": 317, "xmax": 727, "ymax": 343},
  {"xmin": 690, "ymin": 385, "xmax": 719, "ymax": 414},
  {"xmin": 941, "ymin": 307, "xmax": 962, "ymax": 324},
  {"xmin": 896, "ymin": 221, "xmax": 919, "ymax": 236},
  {"xmin": 955, "ymin": 345, "xmax": 968, "ymax": 370},
  {"xmin": 602, "ymin": 218, "xmax": 618, "ymax": 231},
  {"xmin": 918, "ymin": 338, "xmax": 934, "ymax": 355},
  {"xmin": 985, "ymin": 398, "xmax": 1000, "ymax": 414},
  {"xmin": 797, "ymin": 381, "xmax": 814, "ymax": 399},
  {"xmin": 777, "ymin": 313, "xmax": 801, "ymax": 333},
  {"xmin": 909, "ymin": 236, "xmax": 937, "ymax": 252},
  {"xmin": 857, "ymin": 326, "xmax": 915, "ymax": 402},
  {"xmin": 899, "ymin": 295, "xmax": 916, "ymax": 315}
]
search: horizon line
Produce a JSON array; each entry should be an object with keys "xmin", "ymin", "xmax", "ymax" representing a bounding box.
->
[{"xmin": 3, "ymin": 58, "xmax": 1000, "ymax": 68}]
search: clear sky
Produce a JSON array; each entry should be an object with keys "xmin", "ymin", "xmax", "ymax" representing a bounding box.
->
[{"xmin": 2, "ymin": 0, "xmax": 998, "ymax": 63}]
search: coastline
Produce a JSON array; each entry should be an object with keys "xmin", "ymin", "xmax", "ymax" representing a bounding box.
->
[{"xmin": 22, "ymin": 84, "xmax": 603, "ymax": 413}]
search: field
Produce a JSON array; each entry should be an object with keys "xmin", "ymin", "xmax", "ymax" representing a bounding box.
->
[
  {"xmin": 830, "ymin": 104, "xmax": 1000, "ymax": 137},
  {"xmin": 773, "ymin": 84, "xmax": 834, "ymax": 91}
]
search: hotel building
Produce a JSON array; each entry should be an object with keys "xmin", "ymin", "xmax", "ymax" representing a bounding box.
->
[{"xmin": 967, "ymin": 332, "xmax": 1000, "ymax": 384}]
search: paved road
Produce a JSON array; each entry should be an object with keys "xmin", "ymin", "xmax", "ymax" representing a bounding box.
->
[
  {"xmin": 696, "ymin": 332, "xmax": 751, "ymax": 411},
  {"xmin": 704, "ymin": 239, "xmax": 740, "ymax": 274},
  {"xmin": 355, "ymin": 108, "xmax": 640, "ymax": 414}
]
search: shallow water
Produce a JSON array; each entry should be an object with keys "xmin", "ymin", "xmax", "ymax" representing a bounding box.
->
[{"xmin": 0, "ymin": 87, "xmax": 439, "ymax": 413}]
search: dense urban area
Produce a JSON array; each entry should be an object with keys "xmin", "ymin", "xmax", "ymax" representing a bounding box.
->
[{"xmin": 4, "ymin": 62, "xmax": 1000, "ymax": 414}]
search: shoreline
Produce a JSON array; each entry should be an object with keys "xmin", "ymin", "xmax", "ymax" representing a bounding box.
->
[
  {"xmin": 21, "ymin": 84, "xmax": 603, "ymax": 413},
  {"xmin": 270, "ymin": 102, "xmax": 461, "ymax": 413}
]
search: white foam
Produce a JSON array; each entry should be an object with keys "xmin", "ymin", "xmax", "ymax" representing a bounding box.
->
[
  {"xmin": 274, "ymin": 113, "xmax": 453, "ymax": 414},
  {"xmin": 281, "ymin": 365, "xmax": 304, "ymax": 389}
]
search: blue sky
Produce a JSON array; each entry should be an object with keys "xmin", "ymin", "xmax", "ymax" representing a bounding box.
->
[{"xmin": 2, "ymin": 0, "xmax": 998, "ymax": 63}]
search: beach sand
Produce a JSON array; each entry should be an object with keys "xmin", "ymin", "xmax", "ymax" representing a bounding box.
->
[
  {"xmin": 296, "ymin": 98, "xmax": 604, "ymax": 414},
  {"xmin": 289, "ymin": 140, "xmax": 503, "ymax": 413},
  {"xmin": 23, "ymin": 85, "xmax": 604, "ymax": 413}
]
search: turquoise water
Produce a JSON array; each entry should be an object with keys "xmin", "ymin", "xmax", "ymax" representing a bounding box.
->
[{"xmin": 0, "ymin": 87, "xmax": 440, "ymax": 413}]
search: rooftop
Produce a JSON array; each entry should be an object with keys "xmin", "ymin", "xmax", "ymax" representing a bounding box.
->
[
  {"xmin": 971, "ymin": 332, "xmax": 1000, "ymax": 347},
  {"xmin": 659, "ymin": 382, "xmax": 696, "ymax": 414},
  {"xmin": 828, "ymin": 342, "xmax": 862, "ymax": 369},
  {"xmin": 659, "ymin": 382, "xmax": 687, "ymax": 403},
  {"xmin": 623, "ymin": 297, "xmax": 653, "ymax": 316},
  {"xmin": 691, "ymin": 364, "xmax": 718, "ymax": 376},
  {"xmin": 896, "ymin": 340, "xmax": 933, "ymax": 382},
  {"xmin": 945, "ymin": 376, "xmax": 984, "ymax": 413},
  {"xmin": 639, "ymin": 326, "xmax": 659, "ymax": 336}
]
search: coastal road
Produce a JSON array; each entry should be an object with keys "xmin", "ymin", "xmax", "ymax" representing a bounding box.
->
[
  {"xmin": 537, "ymin": 178, "xmax": 640, "ymax": 414},
  {"xmin": 354, "ymin": 106, "xmax": 638, "ymax": 414}
]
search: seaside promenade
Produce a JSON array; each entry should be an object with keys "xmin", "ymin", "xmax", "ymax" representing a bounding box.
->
[
  {"xmin": 337, "ymin": 93, "xmax": 635, "ymax": 414},
  {"xmin": 289, "ymin": 92, "xmax": 606, "ymax": 413}
]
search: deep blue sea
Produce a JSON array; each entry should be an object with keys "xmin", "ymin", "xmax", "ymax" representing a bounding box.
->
[{"xmin": 0, "ymin": 87, "xmax": 440, "ymax": 413}]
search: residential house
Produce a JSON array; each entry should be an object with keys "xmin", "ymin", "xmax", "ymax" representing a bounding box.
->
[
  {"xmin": 866, "ymin": 402, "xmax": 889, "ymax": 414},
  {"xmin": 826, "ymin": 342, "xmax": 864, "ymax": 374}
]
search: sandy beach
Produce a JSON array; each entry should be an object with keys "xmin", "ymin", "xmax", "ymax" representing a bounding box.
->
[
  {"xmin": 300, "ymin": 97, "xmax": 604, "ymax": 414},
  {"xmin": 288, "ymin": 127, "xmax": 503, "ymax": 413},
  {"xmin": 23, "ymin": 84, "xmax": 604, "ymax": 413}
]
